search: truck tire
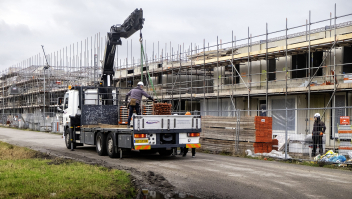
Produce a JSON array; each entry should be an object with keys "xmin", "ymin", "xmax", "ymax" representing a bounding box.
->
[
  {"xmin": 96, "ymin": 132, "xmax": 107, "ymax": 156},
  {"xmin": 106, "ymin": 133, "xmax": 119, "ymax": 158},
  {"xmin": 158, "ymin": 149, "xmax": 173, "ymax": 156},
  {"xmin": 65, "ymin": 128, "xmax": 76, "ymax": 149}
]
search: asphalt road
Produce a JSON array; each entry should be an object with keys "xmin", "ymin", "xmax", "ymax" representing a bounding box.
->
[{"xmin": 1, "ymin": 127, "xmax": 352, "ymax": 199}]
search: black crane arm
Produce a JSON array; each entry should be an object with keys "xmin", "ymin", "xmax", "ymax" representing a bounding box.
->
[{"xmin": 101, "ymin": 8, "xmax": 144, "ymax": 86}]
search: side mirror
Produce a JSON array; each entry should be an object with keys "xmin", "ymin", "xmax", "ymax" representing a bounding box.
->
[{"xmin": 57, "ymin": 106, "xmax": 64, "ymax": 113}]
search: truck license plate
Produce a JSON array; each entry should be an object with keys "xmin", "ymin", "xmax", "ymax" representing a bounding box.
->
[{"xmin": 135, "ymin": 140, "xmax": 148, "ymax": 143}]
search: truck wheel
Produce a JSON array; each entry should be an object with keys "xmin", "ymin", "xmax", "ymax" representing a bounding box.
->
[
  {"xmin": 106, "ymin": 133, "xmax": 119, "ymax": 158},
  {"xmin": 65, "ymin": 128, "xmax": 76, "ymax": 149},
  {"xmin": 96, "ymin": 132, "xmax": 107, "ymax": 156},
  {"xmin": 158, "ymin": 149, "xmax": 173, "ymax": 156}
]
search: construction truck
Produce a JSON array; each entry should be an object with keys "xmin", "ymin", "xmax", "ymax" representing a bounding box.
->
[{"xmin": 58, "ymin": 9, "xmax": 201, "ymax": 158}]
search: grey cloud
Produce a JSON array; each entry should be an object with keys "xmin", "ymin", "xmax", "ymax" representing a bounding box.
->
[{"xmin": 1, "ymin": 0, "xmax": 352, "ymax": 70}]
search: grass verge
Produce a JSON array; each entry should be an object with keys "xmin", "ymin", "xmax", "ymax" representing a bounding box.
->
[{"xmin": 0, "ymin": 141, "xmax": 136, "ymax": 198}]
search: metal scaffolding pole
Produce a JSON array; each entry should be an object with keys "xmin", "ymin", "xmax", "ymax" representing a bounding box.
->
[
  {"xmin": 247, "ymin": 28, "xmax": 250, "ymax": 116},
  {"xmin": 203, "ymin": 39, "xmax": 206, "ymax": 116},
  {"xmin": 308, "ymin": 10, "xmax": 311, "ymax": 137},
  {"xmin": 217, "ymin": 36, "xmax": 219, "ymax": 116},
  {"xmin": 285, "ymin": 18, "xmax": 288, "ymax": 159},
  {"xmin": 266, "ymin": 23, "xmax": 269, "ymax": 110},
  {"xmin": 330, "ymin": 12, "xmax": 332, "ymax": 83},
  {"xmin": 333, "ymin": 3, "xmax": 337, "ymax": 152},
  {"xmin": 179, "ymin": 45, "xmax": 181, "ymax": 113},
  {"xmin": 191, "ymin": 43, "xmax": 193, "ymax": 107},
  {"xmin": 172, "ymin": 46, "xmax": 174, "ymax": 108},
  {"xmin": 231, "ymin": 31, "xmax": 234, "ymax": 117}
]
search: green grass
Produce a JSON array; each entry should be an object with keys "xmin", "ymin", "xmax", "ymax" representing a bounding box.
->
[{"xmin": 0, "ymin": 141, "xmax": 136, "ymax": 198}]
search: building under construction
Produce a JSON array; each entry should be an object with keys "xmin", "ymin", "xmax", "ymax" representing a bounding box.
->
[{"xmin": 1, "ymin": 6, "xmax": 352, "ymax": 154}]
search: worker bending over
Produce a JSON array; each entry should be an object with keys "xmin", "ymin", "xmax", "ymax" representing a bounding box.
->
[
  {"xmin": 125, "ymin": 82, "xmax": 154, "ymax": 128},
  {"xmin": 312, "ymin": 113, "xmax": 326, "ymax": 156}
]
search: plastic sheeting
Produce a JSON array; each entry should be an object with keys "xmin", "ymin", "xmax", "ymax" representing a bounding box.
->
[
  {"xmin": 271, "ymin": 98, "xmax": 295, "ymax": 131},
  {"xmin": 246, "ymin": 149, "xmax": 292, "ymax": 159},
  {"xmin": 314, "ymin": 150, "xmax": 346, "ymax": 163}
]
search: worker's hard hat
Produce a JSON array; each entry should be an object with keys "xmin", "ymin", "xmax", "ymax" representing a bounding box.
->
[
  {"xmin": 314, "ymin": 113, "xmax": 321, "ymax": 118},
  {"xmin": 185, "ymin": 111, "xmax": 191, "ymax": 115},
  {"xmin": 137, "ymin": 81, "xmax": 144, "ymax": 86}
]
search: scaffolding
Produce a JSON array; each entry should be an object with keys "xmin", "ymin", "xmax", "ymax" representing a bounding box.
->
[
  {"xmin": 1, "ymin": 4, "xmax": 352, "ymax": 154},
  {"xmin": 111, "ymin": 4, "xmax": 352, "ymax": 151}
]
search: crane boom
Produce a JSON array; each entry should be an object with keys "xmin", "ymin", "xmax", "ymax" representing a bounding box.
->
[{"xmin": 101, "ymin": 8, "xmax": 144, "ymax": 86}]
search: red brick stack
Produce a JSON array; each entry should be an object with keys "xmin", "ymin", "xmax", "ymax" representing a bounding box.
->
[
  {"xmin": 271, "ymin": 139, "xmax": 278, "ymax": 151},
  {"xmin": 153, "ymin": 103, "xmax": 172, "ymax": 115},
  {"xmin": 253, "ymin": 116, "xmax": 273, "ymax": 153},
  {"xmin": 253, "ymin": 143, "xmax": 273, "ymax": 153}
]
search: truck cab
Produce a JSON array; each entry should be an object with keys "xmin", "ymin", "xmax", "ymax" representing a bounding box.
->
[{"xmin": 62, "ymin": 89, "xmax": 80, "ymax": 132}]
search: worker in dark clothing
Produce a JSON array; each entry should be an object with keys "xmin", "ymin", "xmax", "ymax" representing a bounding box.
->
[
  {"xmin": 312, "ymin": 113, "xmax": 326, "ymax": 156},
  {"xmin": 125, "ymin": 81, "xmax": 154, "ymax": 128}
]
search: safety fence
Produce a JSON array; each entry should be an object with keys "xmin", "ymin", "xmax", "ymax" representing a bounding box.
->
[
  {"xmin": 0, "ymin": 112, "xmax": 62, "ymax": 133},
  {"xmin": 1, "ymin": 106, "xmax": 351, "ymax": 161},
  {"xmin": 174, "ymin": 106, "xmax": 352, "ymax": 160}
]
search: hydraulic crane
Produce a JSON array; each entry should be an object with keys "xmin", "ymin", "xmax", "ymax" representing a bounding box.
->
[{"xmin": 101, "ymin": 8, "xmax": 144, "ymax": 87}]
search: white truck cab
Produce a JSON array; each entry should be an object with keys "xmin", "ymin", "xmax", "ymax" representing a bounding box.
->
[{"xmin": 61, "ymin": 89, "xmax": 80, "ymax": 131}]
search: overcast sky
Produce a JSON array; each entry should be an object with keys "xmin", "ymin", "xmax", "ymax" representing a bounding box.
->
[{"xmin": 1, "ymin": 0, "xmax": 352, "ymax": 71}]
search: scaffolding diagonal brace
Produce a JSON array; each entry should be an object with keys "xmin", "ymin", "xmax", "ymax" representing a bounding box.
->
[
  {"xmin": 306, "ymin": 39, "xmax": 337, "ymax": 88},
  {"xmin": 229, "ymin": 59, "xmax": 250, "ymax": 91}
]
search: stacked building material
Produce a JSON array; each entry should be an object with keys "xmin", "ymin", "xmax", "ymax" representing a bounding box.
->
[
  {"xmin": 142, "ymin": 102, "xmax": 153, "ymax": 115},
  {"xmin": 200, "ymin": 138, "xmax": 254, "ymax": 154},
  {"xmin": 153, "ymin": 103, "xmax": 172, "ymax": 115},
  {"xmin": 201, "ymin": 116, "xmax": 256, "ymax": 142},
  {"xmin": 200, "ymin": 116, "xmax": 256, "ymax": 154},
  {"xmin": 119, "ymin": 103, "xmax": 155, "ymax": 124},
  {"xmin": 338, "ymin": 117, "xmax": 352, "ymax": 156},
  {"xmin": 253, "ymin": 143, "xmax": 272, "ymax": 154},
  {"xmin": 119, "ymin": 105, "xmax": 129, "ymax": 124},
  {"xmin": 272, "ymin": 139, "xmax": 278, "ymax": 151},
  {"xmin": 288, "ymin": 134, "xmax": 311, "ymax": 156},
  {"xmin": 253, "ymin": 116, "xmax": 273, "ymax": 153}
]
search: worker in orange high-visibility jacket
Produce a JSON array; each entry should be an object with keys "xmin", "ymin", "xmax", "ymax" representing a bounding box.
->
[{"xmin": 312, "ymin": 113, "xmax": 326, "ymax": 156}]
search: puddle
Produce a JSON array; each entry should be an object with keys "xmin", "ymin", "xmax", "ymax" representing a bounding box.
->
[{"xmin": 139, "ymin": 189, "xmax": 200, "ymax": 199}]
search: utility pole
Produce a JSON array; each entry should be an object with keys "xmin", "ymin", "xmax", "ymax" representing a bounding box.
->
[
  {"xmin": 94, "ymin": 54, "xmax": 97, "ymax": 85},
  {"xmin": 2, "ymin": 78, "xmax": 4, "ymax": 125},
  {"xmin": 41, "ymin": 45, "xmax": 50, "ymax": 131}
]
